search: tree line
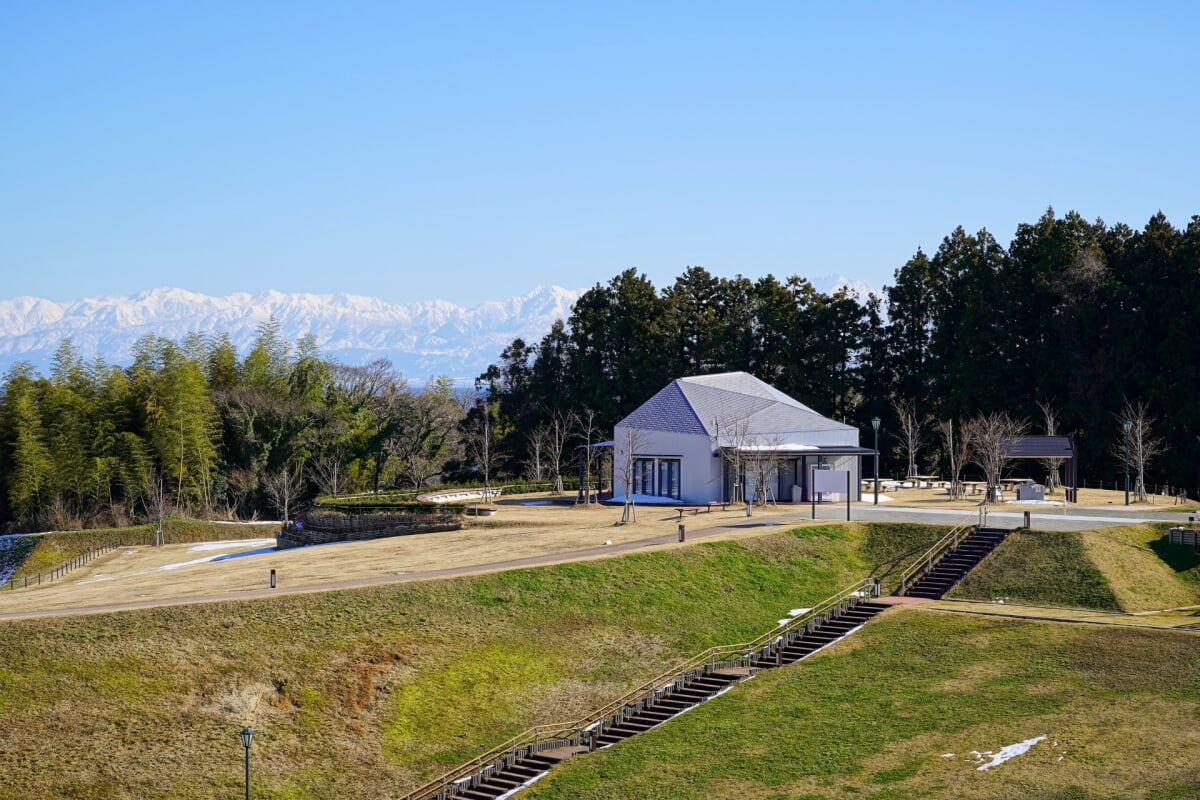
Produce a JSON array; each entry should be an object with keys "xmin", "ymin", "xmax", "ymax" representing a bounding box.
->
[
  {"xmin": 479, "ymin": 209, "xmax": 1199, "ymax": 499},
  {"xmin": 0, "ymin": 323, "xmax": 471, "ymax": 530},
  {"xmin": 3, "ymin": 208, "xmax": 1195, "ymax": 529}
]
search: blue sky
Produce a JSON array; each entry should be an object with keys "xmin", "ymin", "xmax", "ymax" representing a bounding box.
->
[{"xmin": 2, "ymin": 1, "xmax": 1196, "ymax": 306}]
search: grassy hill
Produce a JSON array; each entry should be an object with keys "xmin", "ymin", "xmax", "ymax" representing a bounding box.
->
[
  {"xmin": 522, "ymin": 609, "xmax": 1200, "ymax": 800},
  {"xmin": 3, "ymin": 520, "xmax": 1197, "ymax": 799},
  {"xmin": 952, "ymin": 523, "xmax": 1200, "ymax": 612},
  {"xmin": 0, "ymin": 522, "xmax": 944, "ymax": 800}
]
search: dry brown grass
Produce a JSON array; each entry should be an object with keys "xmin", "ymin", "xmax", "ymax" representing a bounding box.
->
[
  {"xmin": 1081, "ymin": 523, "xmax": 1199, "ymax": 612},
  {"xmin": 0, "ymin": 497, "xmax": 826, "ymax": 617}
]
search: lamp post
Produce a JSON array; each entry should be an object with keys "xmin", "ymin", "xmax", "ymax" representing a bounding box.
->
[
  {"xmin": 871, "ymin": 417, "xmax": 881, "ymax": 505},
  {"xmin": 1123, "ymin": 418, "xmax": 1132, "ymax": 505},
  {"xmin": 240, "ymin": 727, "xmax": 254, "ymax": 800}
]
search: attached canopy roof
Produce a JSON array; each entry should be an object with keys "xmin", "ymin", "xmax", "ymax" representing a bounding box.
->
[
  {"xmin": 619, "ymin": 372, "xmax": 855, "ymax": 443},
  {"xmin": 725, "ymin": 444, "xmax": 876, "ymax": 457},
  {"xmin": 1003, "ymin": 435, "xmax": 1074, "ymax": 459}
]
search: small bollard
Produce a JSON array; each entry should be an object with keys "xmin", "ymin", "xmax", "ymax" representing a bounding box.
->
[
  {"xmin": 1023, "ymin": 511, "xmax": 1031, "ymax": 528},
  {"xmin": 745, "ymin": 501, "xmax": 752, "ymax": 517},
  {"xmin": 678, "ymin": 523, "xmax": 685, "ymax": 542},
  {"xmin": 270, "ymin": 569, "xmax": 277, "ymax": 589}
]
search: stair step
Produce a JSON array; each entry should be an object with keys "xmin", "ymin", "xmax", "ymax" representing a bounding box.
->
[{"xmin": 457, "ymin": 789, "xmax": 504, "ymax": 800}]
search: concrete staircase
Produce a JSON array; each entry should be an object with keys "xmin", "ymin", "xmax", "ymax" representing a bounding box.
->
[
  {"xmin": 424, "ymin": 597, "xmax": 891, "ymax": 800},
  {"xmin": 903, "ymin": 526, "xmax": 1010, "ymax": 600}
]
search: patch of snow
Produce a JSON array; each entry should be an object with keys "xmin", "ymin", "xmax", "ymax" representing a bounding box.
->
[
  {"xmin": 188, "ymin": 539, "xmax": 276, "ymax": 553},
  {"xmin": 621, "ymin": 493, "xmax": 685, "ymax": 506},
  {"xmin": 160, "ymin": 544, "xmax": 277, "ymax": 571},
  {"xmin": 187, "ymin": 542, "xmax": 276, "ymax": 554},
  {"xmin": 788, "ymin": 608, "xmax": 812, "ymax": 616},
  {"xmin": 941, "ymin": 753, "xmax": 956, "ymax": 758},
  {"xmin": 777, "ymin": 619, "xmax": 792, "ymax": 626},
  {"xmin": 969, "ymin": 735, "xmax": 1047, "ymax": 771}
]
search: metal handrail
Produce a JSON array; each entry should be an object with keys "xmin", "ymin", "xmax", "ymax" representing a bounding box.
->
[
  {"xmin": 893, "ymin": 514, "xmax": 978, "ymax": 596},
  {"xmin": 402, "ymin": 576, "xmax": 879, "ymax": 800}
]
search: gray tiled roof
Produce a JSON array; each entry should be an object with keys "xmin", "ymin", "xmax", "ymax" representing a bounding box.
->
[
  {"xmin": 619, "ymin": 372, "xmax": 855, "ymax": 441},
  {"xmin": 619, "ymin": 381, "xmax": 709, "ymax": 435}
]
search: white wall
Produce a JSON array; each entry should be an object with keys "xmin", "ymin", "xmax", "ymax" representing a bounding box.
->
[{"xmin": 613, "ymin": 425, "xmax": 720, "ymax": 504}]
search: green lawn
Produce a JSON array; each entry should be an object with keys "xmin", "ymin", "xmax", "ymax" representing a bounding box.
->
[
  {"xmin": 4, "ymin": 520, "xmax": 1194, "ymax": 800},
  {"xmin": 950, "ymin": 530, "xmax": 1121, "ymax": 610},
  {"xmin": 0, "ymin": 524, "xmax": 877, "ymax": 800},
  {"xmin": 523, "ymin": 609, "xmax": 1200, "ymax": 800}
]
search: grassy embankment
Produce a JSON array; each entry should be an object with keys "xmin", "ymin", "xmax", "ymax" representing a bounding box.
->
[
  {"xmin": 0, "ymin": 521, "xmax": 944, "ymax": 800},
  {"xmin": 5, "ymin": 519, "xmax": 280, "ymax": 582},
  {"xmin": 524, "ymin": 609, "xmax": 1200, "ymax": 800},
  {"xmin": 952, "ymin": 523, "xmax": 1200, "ymax": 612}
]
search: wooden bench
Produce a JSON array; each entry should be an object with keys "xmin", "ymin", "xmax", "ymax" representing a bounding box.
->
[{"xmin": 674, "ymin": 502, "xmax": 729, "ymax": 519}]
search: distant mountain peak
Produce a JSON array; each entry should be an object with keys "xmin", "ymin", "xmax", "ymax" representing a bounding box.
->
[{"xmin": 0, "ymin": 286, "xmax": 584, "ymax": 382}]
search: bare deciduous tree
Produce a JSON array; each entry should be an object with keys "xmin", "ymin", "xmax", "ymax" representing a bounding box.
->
[
  {"xmin": 616, "ymin": 426, "xmax": 647, "ymax": 523},
  {"xmin": 546, "ymin": 409, "xmax": 577, "ymax": 495},
  {"xmin": 466, "ymin": 401, "xmax": 501, "ymax": 501},
  {"xmin": 263, "ymin": 463, "xmax": 303, "ymax": 522},
  {"xmin": 964, "ymin": 412, "xmax": 1029, "ymax": 503},
  {"xmin": 713, "ymin": 413, "xmax": 752, "ymax": 504},
  {"xmin": 576, "ymin": 409, "xmax": 603, "ymax": 504},
  {"xmin": 525, "ymin": 424, "xmax": 552, "ymax": 482},
  {"xmin": 892, "ymin": 399, "xmax": 923, "ymax": 478},
  {"xmin": 1111, "ymin": 400, "xmax": 1167, "ymax": 503},
  {"xmin": 1037, "ymin": 401, "xmax": 1066, "ymax": 493},
  {"xmin": 744, "ymin": 435, "xmax": 785, "ymax": 510},
  {"xmin": 147, "ymin": 469, "xmax": 169, "ymax": 546},
  {"xmin": 935, "ymin": 419, "xmax": 971, "ymax": 500},
  {"xmin": 310, "ymin": 448, "xmax": 346, "ymax": 497}
]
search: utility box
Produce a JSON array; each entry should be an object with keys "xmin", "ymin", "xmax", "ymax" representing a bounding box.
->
[{"xmin": 1016, "ymin": 481, "xmax": 1045, "ymax": 501}]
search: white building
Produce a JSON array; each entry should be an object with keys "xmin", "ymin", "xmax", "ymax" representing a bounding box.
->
[{"xmin": 612, "ymin": 372, "xmax": 871, "ymax": 505}]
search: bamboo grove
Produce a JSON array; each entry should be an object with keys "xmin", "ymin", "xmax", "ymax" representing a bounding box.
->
[
  {"xmin": 1, "ymin": 208, "xmax": 1197, "ymax": 529},
  {"xmin": 0, "ymin": 323, "xmax": 466, "ymax": 530}
]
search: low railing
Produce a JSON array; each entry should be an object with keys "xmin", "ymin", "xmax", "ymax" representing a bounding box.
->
[
  {"xmin": 893, "ymin": 516, "xmax": 977, "ymax": 596},
  {"xmin": 401, "ymin": 577, "xmax": 880, "ymax": 800},
  {"xmin": 3, "ymin": 541, "xmax": 122, "ymax": 591}
]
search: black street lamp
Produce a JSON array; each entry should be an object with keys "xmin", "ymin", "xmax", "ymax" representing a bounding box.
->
[
  {"xmin": 240, "ymin": 727, "xmax": 254, "ymax": 800},
  {"xmin": 1123, "ymin": 418, "xmax": 1132, "ymax": 506},
  {"xmin": 871, "ymin": 417, "xmax": 881, "ymax": 505}
]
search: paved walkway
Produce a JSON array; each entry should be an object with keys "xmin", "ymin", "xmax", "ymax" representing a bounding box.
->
[{"xmin": 794, "ymin": 503, "xmax": 1188, "ymax": 531}]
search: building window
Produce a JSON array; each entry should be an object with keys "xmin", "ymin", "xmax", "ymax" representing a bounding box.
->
[
  {"xmin": 633, "ymin": 458, "xmax": 655, "ymax": 495},
  {"xmin": 632, "ymin": 456, "xmax": 681, "ymax": 499},
  {"xmin": 658, "ymin": 459, "xmax": 680, "ymax": 499}
]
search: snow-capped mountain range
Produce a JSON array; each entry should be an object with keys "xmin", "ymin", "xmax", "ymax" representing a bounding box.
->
[
  {"xmin": 0, "ymin": 276, "xmax": 876, "ymax": 382},
  {"xmin": 0, "ymin": 286, "xmax": 582, "ymax": 383}
]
